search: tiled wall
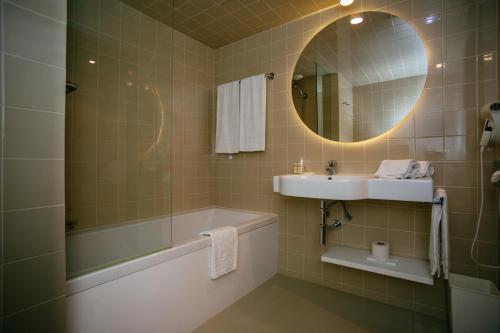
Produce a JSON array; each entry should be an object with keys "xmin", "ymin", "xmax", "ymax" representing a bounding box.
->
[
  {"xmin": 171, "ymin": 31, "xmax": 215, "ymax": 213},
  {"xmin": 353, "ymin": 75, "xmax": 426, "ymax": 141},
  {"xmin": 213, "ymin": 0, "xmax": 498, "ymax": 318},
  {"xmin": 66, "ymin": 0, "xmax": 173, "ymax": 230},
  {"xmin": 335, "ymin": 73, "xmax": 354, "ymax": 141},
  {"xmin": 0, "ymin": 0, "xmax": 67, "ymax": 331}
]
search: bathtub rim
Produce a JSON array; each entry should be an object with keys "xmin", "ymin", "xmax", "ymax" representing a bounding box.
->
[{"xmin": 66, "ymin": 207, "xmax": 278, "ymax": 296}]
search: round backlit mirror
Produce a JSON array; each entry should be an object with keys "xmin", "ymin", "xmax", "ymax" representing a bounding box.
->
[{"xmin": 292, "ymin": 11, "xmax": 427, "ymax": 142}]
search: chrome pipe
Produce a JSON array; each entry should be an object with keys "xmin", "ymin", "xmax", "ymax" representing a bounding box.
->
[
  {"xmin": 320, "ymin": 199, "xmax": 350, "ymax": 245},
  {"xmin": 320, "ymin": 200, "xmax": 328, "ymax": 245}
]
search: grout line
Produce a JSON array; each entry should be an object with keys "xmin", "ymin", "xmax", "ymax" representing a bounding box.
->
[
  {"xmin": 3, "ymin": 157, "xmax": 64, "ymax": 161},
  {"xmin": 0, "ymin": 0, "xmax": 7, "ymax": 319},
  {"xmin": 3, "ymin": 104, "xmax": 65, "ymax": 116},
  {"xmin": 2, "ymin": 295, "xmax": 65, "ymax": 320},
  {"xmin": 3, "ymin": 0, "xmax": 66, "ymax": 24},
  {"xmin": 2, "ymin": 249, "xmax": 64, "ymax": 267},
  {"xmin": 3, "ymin": 51, "xmax": 65, "ymax": 71},
  {"xmin": 2, "ymin": 204, "xmax": 64, "ymax": 214},
  {"xmin": 473, "ymin": 0, "xmax": 481, "ymax": 275}
]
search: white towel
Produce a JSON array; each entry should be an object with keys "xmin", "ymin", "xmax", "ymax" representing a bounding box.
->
[
  {"xmin": 201, "ymin": 226, "xmax": 238, "ymax": 279},
  {"xmin": 215, "ymin": 81, "xmax": 240, "ymax": 154},
  {"xmin": 429, "ymin": 188, "xmax": 449, "ymax": 279},
  {"xmin": 375, "ymin": 159, "xmax": 420, "ymax": 179},
  {"xmin": 418, "ymin": 161, "xmax": 434, "ymax": 178},
  {"xmin": 239, "ymin": 74, "xmax": 266, "ymax": 151}
]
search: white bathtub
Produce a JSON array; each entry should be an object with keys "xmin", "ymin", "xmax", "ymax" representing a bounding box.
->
[{"xmin": 66, "ymin": 207, "xmax": 278, "ymax": 333}]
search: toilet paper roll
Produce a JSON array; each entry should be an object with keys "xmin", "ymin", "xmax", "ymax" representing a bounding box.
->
[{"xmin": 371, "ymin": 241, "xmax": 390, "ymax": 262}]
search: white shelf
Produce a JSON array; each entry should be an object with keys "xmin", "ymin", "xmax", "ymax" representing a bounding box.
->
[{"xmin": 321, "ymin": 246, "xmax": 434, "ymax": 285}]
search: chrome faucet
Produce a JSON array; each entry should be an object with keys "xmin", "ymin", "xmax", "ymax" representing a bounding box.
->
[{"xmin": 326, "ymin": 160, "xmax": 337, "ymax": 175}]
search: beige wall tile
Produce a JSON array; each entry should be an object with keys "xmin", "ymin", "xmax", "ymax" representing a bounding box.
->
[
  {"xmin": 444, "ymin": 3, "xmax": 476, "ymax": 36},
  {"xmin": 365, "ymin": 205, "xmax": 388, "ymax": 228},
  {"xmin": 416, "ymin": 137, "xmax": 444, "ymax": 161},
  {"xmin": 4, "ymin": 107, "xmax": 65, "ymax": 159},
  {"xmin": 415, "ymin": 112, "xmax": 443, "ymax": 137},
  {"xmin": 9, "ymin": 0, "xmax": 66, "ymax": 21},
  {"xmin": 3, "ymin": 252, "xmax": 66, "ymax": 315},
  {"xmin": 4, "ymin": 206, "xmax": 65, "ymax": 263},
  {"xmin": 388, "ymin": 207, "xmax": 414, "ymax": 231},
  {"xmin": 3, "ymin": 297, "xmax": 66, "ymax": 333},
  {"xmin": 5, "ymin": 55, "xmax": 65, "ymax": 112},
  {"xmin": 342, "ymin": 267, "xmax": 363, "ymax": 288},
  {"xmin": 364, "ymin": 271, "xmax": 388, "ymax": 293},
  {"xmin": 444, "ymin": 30, "xmax": 476, "ymax": 60},
  {"xmin": 342, "ymin": 224, "xmax": 364, "ymax": 248},
  {"xmin": 4, "ymin": 3, "xmax": 66, "ymax": 66},
  {"xmin": 388, "ymin": 138, "xmax": 415, "ymax": 159},
  {"xmin": 365, "ymin": 139, "xmax": 389, "ymax": 161},
  {"xmin": 4, "ymin": 159, "xmax": 64, "ymax": 210},
  {"xmin": 389, "ymin": 230, "xmax": 414, "ymax": 256}
]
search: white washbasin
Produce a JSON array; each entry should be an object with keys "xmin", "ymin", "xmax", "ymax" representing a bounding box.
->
[
  {"xmin": 273, "ymin": 174, "xmax": 433, "ymax": 202},
  {"xmin": 274, "ymin": 174, "xmax": 371, "ymax": 200}
]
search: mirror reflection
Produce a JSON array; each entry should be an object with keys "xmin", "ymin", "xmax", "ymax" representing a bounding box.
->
[{"xmin": 292, "ymin": 11, "xmax": 427, "ymax": 142}]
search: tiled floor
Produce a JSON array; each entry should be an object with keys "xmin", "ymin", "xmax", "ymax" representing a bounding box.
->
[{"xmin": 193, "ymin": 275, "xmax": 448, "ymax": 333}]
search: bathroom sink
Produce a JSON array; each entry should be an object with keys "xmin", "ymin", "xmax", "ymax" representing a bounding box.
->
[
  {"xmin": 273, "ymin": 174, "xmax": 433, "ymax": 202},
  {"xmin": 273, "ymin": 174, "xmax": 371, "ymax": 200}
]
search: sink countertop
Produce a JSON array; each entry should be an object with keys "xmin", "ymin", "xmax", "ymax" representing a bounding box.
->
[{"xmin": 273, "ymin": 174, "xmax": 433, "ymax": 202}]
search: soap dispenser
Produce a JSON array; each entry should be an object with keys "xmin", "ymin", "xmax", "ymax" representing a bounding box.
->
[{"xmin": 293, "ymin": 158, "xmax": 304, "ymax": 174}]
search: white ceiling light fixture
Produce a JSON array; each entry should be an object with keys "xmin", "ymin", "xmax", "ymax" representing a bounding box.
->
[
  {"xmin": 483, "ymin": 53, "xmax": 493, "ymax": 61},
  {"xmin": 340, "ymin": 0, "xmax": 354, "ymax": 6},
  {"xmin": 350, "ymin": 14, "xmax": 363, "ymax": 25}
]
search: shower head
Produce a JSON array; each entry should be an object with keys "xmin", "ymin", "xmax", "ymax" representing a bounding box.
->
[
  {"xmin": 66, "ymin": 81, "xmax": 78, "ymax": 94},
  {"xmin": 293, "ymin": 74, "xmax": 304, "ymax": 81},
  {"xmin": 293, "ymin": 83, "xmax": 307, "ymax": 99}
]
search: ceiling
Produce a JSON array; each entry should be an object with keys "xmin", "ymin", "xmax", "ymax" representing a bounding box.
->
[
  {"xmin": 294, "ymin": 12, "xmax": 427, "ymax": 87},
  {"xmin": 120, "ymin": 0, "xmax": 340, "ymax": 49}
]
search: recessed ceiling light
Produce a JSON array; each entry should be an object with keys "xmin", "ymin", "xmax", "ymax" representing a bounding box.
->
[
  {"xmin": 425, "ymin": 15, "xmax": 439, "ymax": 24},
  {"xmin": 483, "ymin": 54, "xmax": 493, "ymax": 61},
  {"xmin": 350, "ymin": 15, "xmax": 363, "ymax": 25},
  {"xmin": 89, "ymin": 60, "xmax": 96, "ymax": 64},
  {"xmin": 435, "ymin": 63, "xmax": 443, "ymax": 69},
  {"xmin": 340, "ymin": 0, "xmax": 354, "ymax": 6}
]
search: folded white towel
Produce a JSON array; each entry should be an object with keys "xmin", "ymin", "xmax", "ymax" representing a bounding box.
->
[
  {"xmin": 375, "ymin": 159, "xmax": 420, "ymax": 179},
  {"xmin": 201, "ymin": 226, "xmax": 238, "ymax": 279},
  {"xmin": 239, "ymin": 74, "xmax": 266, "ymax": 152},
  {"xmin": 215, "ymin": 81, "xmax": 240, "ymax": 154},
  {"xmin": 418, "ymin": 161, "xmax": 434, "ymax": 178},
  {"xmin": 429, "ymin": 188, "xmax": 449, "ymax": 279}
]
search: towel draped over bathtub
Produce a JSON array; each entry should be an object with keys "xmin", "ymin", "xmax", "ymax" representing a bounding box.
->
[{"xmin": 201, "ymin": 226, "xmax": 238, "ymax": 279}]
